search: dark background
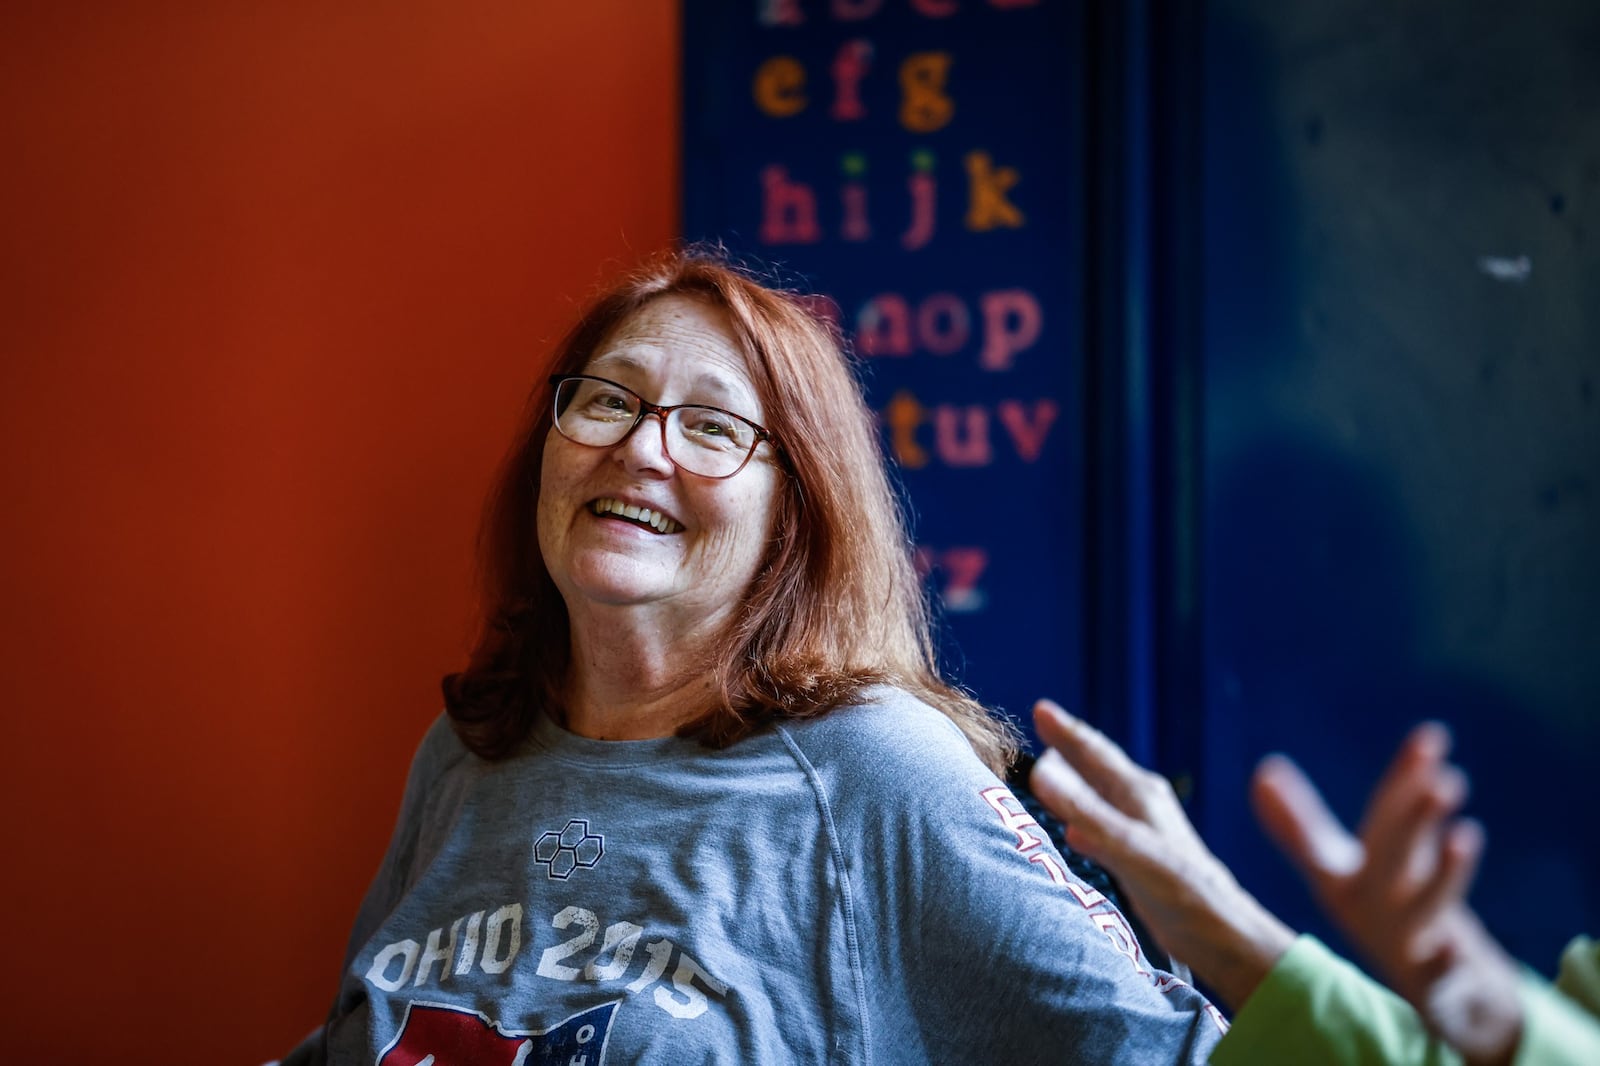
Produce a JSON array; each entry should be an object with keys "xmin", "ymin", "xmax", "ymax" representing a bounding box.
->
[{"xmin": 683, "ymin": 0, "xmax": 1598, "ymax": 980}]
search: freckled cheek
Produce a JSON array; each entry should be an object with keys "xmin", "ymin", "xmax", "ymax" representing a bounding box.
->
[
  {"xmin": 535, "ymin": 498, "xmax": 559, "ymax": 564},
  {"xmin": 685, "ymin": 513, "xmax": 773, "ymax": 574},
  {"xmin": 535, "ymin": 474, "xmax": 582, "ymax": 566}
]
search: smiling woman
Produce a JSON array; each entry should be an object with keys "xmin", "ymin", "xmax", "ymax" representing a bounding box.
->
[
  {"xmin": 447, "ymin": 254, "xmax": 1010, "ymax": 759},
  {"xmin": 534, "ymin": 295, "xmax": 787, "ymax": 735},
  {"xmin": 281, "ymin": 251, "xmax": 1230, "ymax": 1064}
]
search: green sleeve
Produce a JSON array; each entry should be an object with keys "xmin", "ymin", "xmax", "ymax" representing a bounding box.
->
[
  {"xmin": 1554, "ymin": 935, "xmax": 1599, "ymax": 1017},
  {"xmin": 1512, "ymin": 936, "xmax": 1600, "ymax": 1066},
  {"xmin": 1211, "ymin": 934, "xmax": 1461, "ymax": 1066}
]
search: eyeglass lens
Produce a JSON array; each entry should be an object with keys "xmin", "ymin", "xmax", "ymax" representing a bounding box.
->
[{"xmin": 554, "ymin": 377, "xmax": 758, "ymax": 478}]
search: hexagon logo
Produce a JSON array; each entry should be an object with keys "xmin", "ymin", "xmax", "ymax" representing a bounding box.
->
[{"xmin": 534, "ymin": 818, "xmax": 605, "ymax": 880}]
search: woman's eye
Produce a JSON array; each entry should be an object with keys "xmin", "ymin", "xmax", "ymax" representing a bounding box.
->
[
  {"xmin": 694, "ymin": 413, "xmax": 741, "ymax": 437},
  {"xmin": 683, "ymin": 413, "xmax": 747, "ymax": 447},
  {"xmin": 585, "ymin": 391, "xmax": 633, "ymax": 414}
]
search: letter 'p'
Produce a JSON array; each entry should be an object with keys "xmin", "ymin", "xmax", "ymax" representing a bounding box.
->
[{"xmin": 979, "ymin": 289, "xmax": 1043, "ymax": 370}]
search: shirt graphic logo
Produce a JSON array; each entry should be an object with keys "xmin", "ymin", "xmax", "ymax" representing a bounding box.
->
[
  {"xmin": 534, "ymin": 819, "xmax": 605, "ymax": 880},
  {"xmin": 379, "ymin": 999, "xmax": 618, "ymax": 1065}
]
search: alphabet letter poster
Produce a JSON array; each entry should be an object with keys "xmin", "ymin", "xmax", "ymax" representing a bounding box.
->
[{"xmin": 683, "ymin": 0, "xmax": 1086, "ymax": 725}]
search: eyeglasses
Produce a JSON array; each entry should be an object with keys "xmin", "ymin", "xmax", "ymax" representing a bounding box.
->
[{"xmin": 548, "ymin": 374, "xmax": 778, "ymax": 480}]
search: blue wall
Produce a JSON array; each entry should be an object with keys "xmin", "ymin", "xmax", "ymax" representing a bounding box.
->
[
  {"xmin": 682, "ymin": 0, "xmax": 1600, "ymax": 979},
  {"xmin": 1198, "ymin": 0, "xmax": 1599, "ymax": 972}
]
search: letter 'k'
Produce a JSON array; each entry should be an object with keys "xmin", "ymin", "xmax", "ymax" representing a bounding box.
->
[{"xmin": 965, "ymin": 151, "xmax": 1024, "ymax": 230}]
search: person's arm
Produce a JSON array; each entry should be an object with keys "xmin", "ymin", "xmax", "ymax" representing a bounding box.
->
[
  {"xmin": 1214, "ymin": 934, "xmax": 1464, "ymax": 1066},
  {"xmin": 1030, "ymin": 701, "xmax": 1600, "ymax": 1066},
  {"xmin": 1513, "ymin": 947, "xmax": 1600, "ymax": 1066},
  {"xmin": 1028, "ymin": 701, "xmax": 1467, "ymax": 1065},
  {"xmin": 1028, "ymin": 699, "xmax": 1293, "ymax": 1010},
  {"xmin": 1249, "ymin": 723, "xmax": 1522, "ymax": 1064}
]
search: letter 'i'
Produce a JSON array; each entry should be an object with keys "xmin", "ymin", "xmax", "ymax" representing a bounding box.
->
[{"xmin": 841, "ymin": 153, "xmax": 870, "ymax": 241}]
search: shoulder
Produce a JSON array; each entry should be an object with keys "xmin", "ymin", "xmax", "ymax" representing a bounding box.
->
[
  {"xmin": 774, "ymin": 686, "xmax": 1007, "ymax": 837},
  {"xmin": 390, "ymin": 712, "xmax": 477, "ymax": 824},
  {"xmin": 777, "ymin": 685, "xmax": 989, "ymax": 784},
  {"xmin": 410, "ymin": 712, "xmax": 473, "ymax": 781}
]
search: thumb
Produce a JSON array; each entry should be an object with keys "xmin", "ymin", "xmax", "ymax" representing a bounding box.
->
[{"xmin": 1251, "ymin": 754, "xmax": 1362, "ymax": 885}]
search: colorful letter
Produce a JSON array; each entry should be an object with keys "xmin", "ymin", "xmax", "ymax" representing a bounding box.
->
[
  {"xmin": 978, "ymin": 288, "xmax": 1042, "ymax": 369},
  {"xmin": 916, "ymin": 292, "xmax": 970, "ymax": 355},
  {"xmin": 965, "ymin": 150, "xmax": 1024, "ymax": 230},
  {"xmin": 759, "ymin": 0, "xmax": 805, "ymax": 25},
  {"xmin": 901, "ymin": 149, "xmax": 937, "ymax": 250},
  {"xmin": 831, "ymin": 39, "xmax": 872, "ymax": 120},
  {"xmin": 856, "ymin": 293, "xmax": 912, "ymax": 356},
  {"xmin": 941, "ymin": 547, "xmax": 989, "ymax": 611},
  {"xmin": 840, "ymin": 152, "xmax": 870, "ymax": 241},
  {"xmin": 899, "ymin": 52, "xmax": 954, "ymax": 133},
  {"xmin": 753, "ymin": 56, "xmax": 807, "ymax": 117},
  {"xmin": 886, "ymin": 390, "xmax": 929, "ymax": 468},
  {"xmin": 934, "ymin": 405, "xmax": 993, "ymax": 466},
  {"xmin": 759, "ymin": 165, "xmax": 821, "ymax": 244},
  {"xmin": 997, "ymin": 398, "xmax": 1058, "ymax": 460},
  {"xmin": 832, "ymin": 0, "xmax": 884, "ymax": 18}
]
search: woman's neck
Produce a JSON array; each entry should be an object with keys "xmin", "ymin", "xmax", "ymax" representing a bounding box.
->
[{"xmin": 560, "ymin": 608, "xmax": 725, "ymax": 740}]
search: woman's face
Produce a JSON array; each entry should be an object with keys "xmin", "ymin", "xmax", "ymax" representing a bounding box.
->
[{"xmin": 536, "ymin": 295, "xmax": 782, "ymax": 634}]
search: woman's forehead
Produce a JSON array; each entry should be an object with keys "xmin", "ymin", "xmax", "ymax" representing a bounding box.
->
[{"xmin": 584, "ymin": 298, "xmax": 760, "ymax": 406}]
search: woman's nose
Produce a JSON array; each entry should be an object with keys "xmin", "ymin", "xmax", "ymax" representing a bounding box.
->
[{"xmin": 612, "ymin": 412, "xmax": 676, "ymax": 476}]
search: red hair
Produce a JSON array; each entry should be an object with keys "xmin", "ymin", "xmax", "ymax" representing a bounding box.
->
[{"xmin": 443, "ymin": 251, "xmax": 1017, "ymax": 775}]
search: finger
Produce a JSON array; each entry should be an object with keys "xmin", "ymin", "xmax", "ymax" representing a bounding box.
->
[
  {"xmin": 1399, "ymin": 817, "xmax": 1485, "ymax": 965},
  {"xmin": 1032, "ymin": 699, "xmax": 1154, "ymax": 818},
  {"xmin": 1364, "ymin": 760, "xmax": 1468, "ymax": 900},
  {"xmin": 1029, "ymin": 748, "xmax": 1138, "ymax": 855},
  {"xmin": 1252, "ymin": 754, "xmax": 1363, "ymax": 884},
  {"xmin": 1357, "ymin": 722, "xmax": 1450, "ymax": 858},
  {"xmin": 1437, "ymin": 817, "xmax": 1485, "ymax": 904}
]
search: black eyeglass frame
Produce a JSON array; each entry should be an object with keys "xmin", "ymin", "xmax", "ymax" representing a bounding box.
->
[{"xmin": 547, "ymin": 374, "xmax": 780, "ymax": 480}]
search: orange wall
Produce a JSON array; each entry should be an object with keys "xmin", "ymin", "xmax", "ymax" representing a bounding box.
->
[{"xmin": 0, "ymin": 3, "xmax": 678, "ymax": 1060}]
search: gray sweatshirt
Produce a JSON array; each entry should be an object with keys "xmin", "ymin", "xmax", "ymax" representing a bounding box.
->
[{"xmin": 289, "ymin": 689, "xmax": 1227, "ymax": 1064}]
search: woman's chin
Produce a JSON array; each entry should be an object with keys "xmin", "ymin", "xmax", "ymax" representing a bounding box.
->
[{"xmin": 559, "ymin": 560, "xmax": 675, "ymax": 610}]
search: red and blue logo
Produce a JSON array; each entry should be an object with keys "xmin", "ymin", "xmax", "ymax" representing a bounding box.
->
[{"xmin": 378, "ymin": 999, "xmax": 618, "ymax": 1065}]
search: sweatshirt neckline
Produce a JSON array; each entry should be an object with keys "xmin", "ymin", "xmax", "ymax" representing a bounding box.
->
[{"xmin": 527, "ymin": 710, "xmax": 709, "ymax": 767}]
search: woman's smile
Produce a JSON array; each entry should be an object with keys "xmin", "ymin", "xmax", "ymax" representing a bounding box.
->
[{"xmin": 589, "ymin": 496, "xmax": 684, "ymax": 535}]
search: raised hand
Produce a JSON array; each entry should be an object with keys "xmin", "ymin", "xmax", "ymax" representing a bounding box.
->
[
  {"xmin": 1251, "ymin": 724, "xmax": 1523, "ymax": 1065},
  {"xmin": 1029, "ymin": 699, "xmax": 1294, "ymax": 1010}
]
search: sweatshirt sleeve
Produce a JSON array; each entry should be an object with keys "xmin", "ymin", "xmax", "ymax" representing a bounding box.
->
[
  {"xmin": 1215, "ymin": 934, "xmax": 1600, "ymax": 1066},
  {"xmin": 785, "ymin": 696, "xmax": 1228, "ymax": 1063},
  {"xmin": 1213, "ymin": 935, "xmax": 1462, "ymax": 1066}
]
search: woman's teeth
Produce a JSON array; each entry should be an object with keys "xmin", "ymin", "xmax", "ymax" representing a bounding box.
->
[{"xmin": 591, "ymin": 498, "xmax": 682, "ymax": 534}]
